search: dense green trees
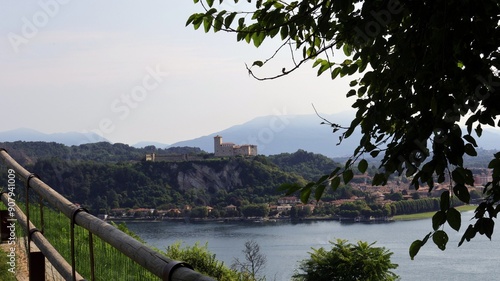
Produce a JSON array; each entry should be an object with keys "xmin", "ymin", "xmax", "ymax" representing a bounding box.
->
[
  {"xmin": 241, "ymin": 204, "xmax": 270, "ymax": 218},
  {"xmin": 268, "ymin": 149, "xmax": 339, "ymax": 181},
  {"xmin": 292, "ymin": 239, "xmax": 398, "ymax": 281},
  {"xmin": 9, "ymin": 143, "xmax": 305, "ymax": 214},
  {"xmin": 187, "ymin": 0, "xmax": 500, "ymax": 255}
]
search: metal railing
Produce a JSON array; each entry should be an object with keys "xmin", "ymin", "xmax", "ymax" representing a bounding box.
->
[{"xmin": 0, "ymin": 148, "xmax": 215, "ymax": 281}]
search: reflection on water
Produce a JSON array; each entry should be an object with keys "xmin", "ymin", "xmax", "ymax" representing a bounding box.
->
[{"xmin": 126, "ymin": 211, "xmax": 500, "ymax": 281}]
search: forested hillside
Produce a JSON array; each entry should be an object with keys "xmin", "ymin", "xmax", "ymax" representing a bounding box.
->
[
  {"xmin": 0, "ymin": 141, "xmax": 314, "ymax": 214},
  {"xmin": 31, "ymin": 155, "xmax": 303, "ymax": 211},
  {"xmin": 30, "ymin": 157, "xmax": 305, "ymax": 213}
]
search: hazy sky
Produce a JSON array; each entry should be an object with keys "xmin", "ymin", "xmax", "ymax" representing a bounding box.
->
[{"xmin": 0, "ymin": 1, "xmax": 354, "ymax": 145}]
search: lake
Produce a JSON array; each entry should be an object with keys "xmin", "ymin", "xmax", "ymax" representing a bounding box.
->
[{"xmin": 126, "ymin": 211, "xmax": 500, "ymax": 280}]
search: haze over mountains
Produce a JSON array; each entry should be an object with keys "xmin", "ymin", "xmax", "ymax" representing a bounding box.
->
[
  {"xmin": 2, "ymin": 111, "xmax": 500, "ymax": 158},
  {"xmin": 0, "ymin": 128, "xmax": 108, "ymax": 146},
  {"xmin": 158, "ymin": 112, "xmax": 360, "ymax": 157}
]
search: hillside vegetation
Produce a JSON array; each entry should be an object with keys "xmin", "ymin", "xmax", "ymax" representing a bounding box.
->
[
  {"xmin": 0, "ymin": 142, "xmax": 324, "ymax": 213},
  {"xmin": 0, "ymin": 141, "xmax": 490, "ymax": 217}
]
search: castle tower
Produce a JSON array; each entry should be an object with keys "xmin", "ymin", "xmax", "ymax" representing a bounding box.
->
[{"xmin": 214, "ymin": 135, "xmax": 222, "ymax": 155}]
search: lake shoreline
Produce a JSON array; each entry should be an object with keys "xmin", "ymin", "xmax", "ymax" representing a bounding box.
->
[{"xmin": 107, "ymin": 204, "xmax": 478, "ymax": 224}]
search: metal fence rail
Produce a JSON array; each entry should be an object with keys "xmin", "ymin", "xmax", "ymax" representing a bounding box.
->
[
  {"xmin": 0, "ymin": 148, "xmax": 215, "ymax": 281},
  {"xmin": 0, "ymin": 192, "xmax": 86, "ymax": 280}
]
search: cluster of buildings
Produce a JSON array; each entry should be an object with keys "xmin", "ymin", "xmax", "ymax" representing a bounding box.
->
[
  {"xmin": 105, "ymin": 196, "xmax": 314, "ymax": 220},
  {"xmin": 213, "ymin": 135, "xmax": 257, "ymax": 157},
  {"xmin": 145, "ymin": 135, "xmax": 257, "ymax": 162}
]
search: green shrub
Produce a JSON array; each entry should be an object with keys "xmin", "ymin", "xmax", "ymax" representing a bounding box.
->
[{"xmin": 293, "ymin": 239, "xmax": 399, "ymax": 281}]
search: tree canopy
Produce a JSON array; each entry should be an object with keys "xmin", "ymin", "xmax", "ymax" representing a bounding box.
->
[{"xmin": 187, "ymin": 0, "xmax": 500, "ymax": 257}]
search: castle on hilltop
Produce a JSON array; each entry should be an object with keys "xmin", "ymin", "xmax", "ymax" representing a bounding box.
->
[
  {"xmin": 214, "ymin": 135, "xmax": 257, "ymax": 157},
  {"xmin": 144, "ymin": 135, "xmax": 257, "ymax": 161}
]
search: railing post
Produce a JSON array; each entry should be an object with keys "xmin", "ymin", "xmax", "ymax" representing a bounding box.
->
[
  {"xmin": 29, "ymin": 249, "xmax": 45, "ymax": 281},
  {"xmin": 0, "ymin": 209, "xmax": 9, "ymax": 241}
]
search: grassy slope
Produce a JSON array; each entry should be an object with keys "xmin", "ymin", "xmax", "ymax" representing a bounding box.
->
[
  {"xmin": 0, "ymin": 246, "xmax": 17, "ymax": 281},
  {"xmin": 392, "ymin": 205, "xmax": 477, "ymax": 221}
]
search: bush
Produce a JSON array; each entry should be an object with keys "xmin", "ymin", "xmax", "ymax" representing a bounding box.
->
[
  {"xmin": 292, "ymin": 239, "xmax": 399, "ymax": 281},
  {"xmin": 164, "ymin": 241, "xmax": 246, "ymax": 281}
]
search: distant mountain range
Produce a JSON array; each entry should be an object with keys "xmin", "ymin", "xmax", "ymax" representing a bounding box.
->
[
  {"xmin": 2, "ymin": 112, "xmax": 499, "ymax": 158},
  {"xmin": 161, "ymin": 112, "xmax": 361, "ymax": 157},
  {"xmin": 139, "ymin": 111, "xmax": 500, "ymax": 157},
  {"xmin": 0, "ymin": 128, "xmax": 108, "ymax": 146}
]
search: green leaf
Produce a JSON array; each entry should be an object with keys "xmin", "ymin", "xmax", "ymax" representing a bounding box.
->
[
  {"xmin": 357, "ymin": 86, "xmax": 367, "ymax": 96},
  {"xmin": 463, "ymin": 134, "xmax": 478, "ymax": 147},
  {"xmin": 186, "ymin": 14, "xmax": 198, "ymax": 26},
  {"xmin": 300, "ymin": 184, "xmax": 312, "ymax": 204},
  {"xmin": 370, "ymin": 150, "xmax": 380, "ymax": 158},
  {"xmin": 346, "ymin": 89, "xmax": 356, "ymax": 97},
  {"xmin": 343, "ymin": 44, "xmax": 353, "ymax": 56},
  {"xmin": 440, "ymin": 191, "xmax": 450, "ymax": 211},
  {"xmin": 343, "ymin": 169, "xmax": 354, "ymax": 184},
  {"xmin": 238, "ymin": 17, "xmax": 245, "ymax": 28},
  {"xmin": 314, "ymin": 184, "xmax": 326, "ymax": 201},
  {"xmin": 330, "ymin": 176, "xmax": 341, "ymax": 191},
  {"xmin": 477, "ymin": 217, "xmax": 494, "ymax": 239},
  {"xmin": 224, "ymin": 12, "xmax": 237, "ymax": 28},
  {"xmin": 372, "ymin": 173, "xmax": 386, "ymax": 185},
  {"xmin": 475, "ymin": 124, "xmax": 483, "ymax": 137},
  {"xmin": 280, "ymin": 25, "xmax": 288, "ymax": 40},
  {"xmin": 347, "ymin": 64, "xmax": 358, "ymax": 75},
  {"xmin": 252, "ymin": 60, "xmax": 264, "ymax": 67},
  {"xmin": 432, "ymin": 210, "xmax": 446, "ymax": 231},
  {"xmin": 213, "ymin": 15, "xmax": 223, "ymax": 32},
  {"xmin": 268, "ymin": 26, "xmax": 279, "ymax": 38},
  {"xmin": 447, "ymin": 207, "xmax": 461, "ymax": 231},
  {"xmin": 331, "ymin": 67, "xmax": 341, "ymax": 79},
  {"xmin": 316, "ymin": 175, "xmax": 329, "ymax": 185},
  {"xmin": 451, "ymin": 168, "xmax": 465, "ymax": 184},
  {"xmin": 203, "ymin": 16, "xmax": 213, "ymax": 33},
  {"xmin": 252, "ymin": 32, "xmax": 265, "ymax": 47},
  {"xmin": 206, "ymin": 0, "xmax": 214, "ymax": 7},
  {"xmin": 453, "ymin": 184, "xmax": 470, "ymax": 204},
  {"xmin": 317, "ymin": 61, "xmax": 331, "ymax": 76},
  {"xmin": 358, "ymin": 159, "xmax": 368, "ymax": 173},
  {"xmin": 192, "ymin": 15, "xmax": 204, "ymax": 30},
  {"xmin": 459, "ymin": 224, "xmax": 476, "ymax": 246},
  {"xmin": 464, "ymin": 143, "xmax": 477, "ymax": 156},
  {"xmin": 409, "ymin": 240, "xmax": 422, "ymax": 260},
  {"xmin": 278, "ymin": 182, "xmax": 302, "ymax": 195},
  {"xmin": 432, "ymin": 230, "xmax": 449, "ymax": 251}
]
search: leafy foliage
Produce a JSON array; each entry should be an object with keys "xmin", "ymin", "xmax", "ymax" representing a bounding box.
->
[
  {"xmin": 165, "ymin": 242, "xmax": 244, "ymax": 281},
  {"xmin": 187, "ymin": 0, "xmax": 500, "ymax": 256},
  {"xmin": 292, "ymin": 239, "xmax": 398, "ymax": 281}
]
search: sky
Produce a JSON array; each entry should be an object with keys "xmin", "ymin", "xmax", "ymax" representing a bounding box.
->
[{"xmin": 0, "ymin": 0, "xmax": 354, "ymax": 145}]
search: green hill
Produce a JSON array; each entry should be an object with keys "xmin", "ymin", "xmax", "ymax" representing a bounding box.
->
[{"xmin": 30, "ymin": 157, "xmax": 305, "ymax": 213}]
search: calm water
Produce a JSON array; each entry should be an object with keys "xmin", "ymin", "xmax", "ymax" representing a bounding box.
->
[{"xmin": 126, "ymin": 211, "xmax": 500, "ymax": 280}]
